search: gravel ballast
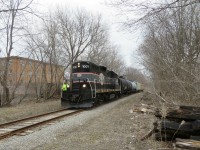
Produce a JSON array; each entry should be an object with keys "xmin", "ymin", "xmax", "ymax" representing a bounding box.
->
[{"xmin": 0, "ymin": 93, "xmax": 168, "ymax": 150}]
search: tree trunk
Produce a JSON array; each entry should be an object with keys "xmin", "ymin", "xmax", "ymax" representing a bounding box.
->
[{"xmin": 2, "ymin": 87, "xmax": 10, "ymax": 106}]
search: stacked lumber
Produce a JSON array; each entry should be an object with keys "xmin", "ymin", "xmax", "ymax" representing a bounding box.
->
[
  {"xmin": 176, "ymin": 138, "xmax": 200, "ymax": 149},
  {"xmin": 154, "ymin": 105, "xmax": 200, "ymax": 149}
]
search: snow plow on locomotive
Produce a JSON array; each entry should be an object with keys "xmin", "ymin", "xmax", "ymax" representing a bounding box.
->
[{"xmin": 61, "ymin": 61, "xmax": 142, "ymax": 108}]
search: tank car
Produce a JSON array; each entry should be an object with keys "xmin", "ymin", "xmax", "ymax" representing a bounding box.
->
[
  {"xmin": 135, "ymin": 82, "xmax": 144, "ymax": 92},
  {"xmin": 118, "ymin": 77, "xmax": 132, "ymax": 94},
  {"xmin": 131, "ymin": 81, "xmax": 137, "ymax": 93}
]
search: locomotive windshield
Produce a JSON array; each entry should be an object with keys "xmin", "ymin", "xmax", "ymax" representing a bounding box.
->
[{"xmin": 72, "ymin": 74, "xmax": 90, "ymax": 82}]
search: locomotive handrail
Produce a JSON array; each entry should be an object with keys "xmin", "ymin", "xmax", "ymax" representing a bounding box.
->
[
  {"xmin": 94, "ymin": 79, "xmax": 97, "ymax": 98},
  {"xmin": 87, "ymin": 78, "xmax": 94, "ymax": 98}
]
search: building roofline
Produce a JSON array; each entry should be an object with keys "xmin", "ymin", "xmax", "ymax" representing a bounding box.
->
[{"xmin": 0, "ymin": 56, "xmax": 64, "ymax": 68}]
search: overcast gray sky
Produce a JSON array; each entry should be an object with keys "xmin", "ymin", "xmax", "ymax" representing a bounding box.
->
[{"xmin": 38, "ymin": 0, "xmax": 142, "ymax": 67}]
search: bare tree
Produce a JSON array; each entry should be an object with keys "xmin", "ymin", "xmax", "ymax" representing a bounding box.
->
[
  {"xmin": 25, "ymin": 19, "xmax": 63, "ymax": 101},
  {"xmin": 84, "ymin": 31, "xmax": 126, "ymax": 75},
  {"xmin": 124, "ymin": 67, "xmax": 147, "ymax": 83},
  {"xmin": 85, "ymin": 42, "xmax": 125, "ymax": 75},
  {"xmin": 139, "ymin": 3, "xmax": 200, "ymax": 104},
  {"xmin": 0, "ymin": 0, "xmax": 36, "ymax": 106},
  {"xmin": 25, "ymin": 8, "xmax": 110, "ymax": 100},
  {"xmin": 41, "ymin": 16, "xmax": 64, "ymax": 99},
  {"xmin": 55, "ymin": 8, "xmax": 108, "ymax": 79},
  {"xmin": 109, "ymin": 0, "xmax": 200, "ymax": 29},
  {"xmin": 102, "ymin": 45, "xmax": 125, "ymax": 75},
  {"xmin": 84, "ymin": 25, "xmax": 109, "ymax": 65},
  {"xmin": 0, "ymin": 0, "xmax": 34, "ymax": 13}
]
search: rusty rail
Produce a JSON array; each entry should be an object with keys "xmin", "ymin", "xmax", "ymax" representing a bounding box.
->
[{"xmin": 0, "ymin": 109, "xmax": 84, "ymax": 140}]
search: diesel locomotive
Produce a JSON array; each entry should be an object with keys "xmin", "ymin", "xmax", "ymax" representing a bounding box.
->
[{"xmin": 61, "ymin": 61, "xmax": 142, "ymax": 108}]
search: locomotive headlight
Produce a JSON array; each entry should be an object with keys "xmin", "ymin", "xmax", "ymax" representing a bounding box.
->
[{"xmin": 82, "ymin": 84, "xmax": 86, "ymax": 88}]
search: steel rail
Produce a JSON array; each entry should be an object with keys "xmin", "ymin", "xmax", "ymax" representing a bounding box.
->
[
  {"xmin": 0, "ymin": 109, "xmax": 69, "ymax": 128},
  {"xmin": 0, "ymin": 109, "xmax": 84, "ymax": 140}
]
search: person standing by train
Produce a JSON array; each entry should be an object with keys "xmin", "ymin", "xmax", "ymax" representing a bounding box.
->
[{"xmin": 62, "ymin": 80, "xmax": 70, "ymax": 98}]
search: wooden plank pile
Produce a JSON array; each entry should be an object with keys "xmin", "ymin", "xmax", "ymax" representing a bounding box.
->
[{"xmin": 154, "ymin": 105, "xmax": 200, "ymax": 149}]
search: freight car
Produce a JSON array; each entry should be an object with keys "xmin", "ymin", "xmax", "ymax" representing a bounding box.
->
[
  {"xmin": 135, "ymin": 82, "xmax": 144, "ymax": 92},
  {"xmin": 61, "ymin": 61, "xmax": 141, "ymax": 108}
]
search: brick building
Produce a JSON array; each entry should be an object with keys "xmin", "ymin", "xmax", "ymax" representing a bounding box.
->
[
  {"xmin": 0, "ymin": 56, "xmax": 64, "ymax": 100},
  {"xmin": 0, "ymin": 56, "xmax": 64, "ymax": 84}
]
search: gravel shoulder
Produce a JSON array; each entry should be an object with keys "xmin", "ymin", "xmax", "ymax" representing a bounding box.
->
[{"xmin": 0, "ymin": 93, "xmax": 169, "ymax": 150}]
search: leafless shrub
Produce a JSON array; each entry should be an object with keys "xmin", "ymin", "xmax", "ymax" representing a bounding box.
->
[
  {"xmin": 0, "ymin": 0, "xmax": 38, "ymax": 106},
  {"xmin": 139, "ymin": 3, "xmax": 200, "ymax": 104}
]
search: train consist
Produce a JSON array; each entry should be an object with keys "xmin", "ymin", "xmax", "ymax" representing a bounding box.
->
[{"xmin": 61, "ymin": 61, "xmax": 143, "ymax": 108}]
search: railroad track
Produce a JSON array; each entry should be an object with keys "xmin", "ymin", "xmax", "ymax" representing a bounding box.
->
[{"xmin": 0, "ymin": 109, "xmax": 84, "ymax": 140}]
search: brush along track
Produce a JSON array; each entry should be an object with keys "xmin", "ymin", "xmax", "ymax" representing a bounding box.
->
[{"xmin": 0, "ymin": 109, "xmax": 84, "ymax": 140}]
